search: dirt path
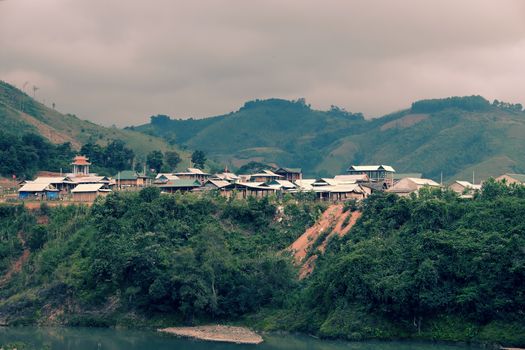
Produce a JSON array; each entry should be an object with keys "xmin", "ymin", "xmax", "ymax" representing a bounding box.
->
[
  {"xmin": 288, "ymin": 204, "xmax": 361, "ymax": 279},
  {"xmin": 0, "ymin": 232, "xmax": 30, "ymax": 287},
  {"xmin": 159, "ymin": 325, "xmax": 263, "ymax": 344}
]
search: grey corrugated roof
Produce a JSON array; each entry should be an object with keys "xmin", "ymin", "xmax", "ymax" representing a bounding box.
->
[
  {"xmin": 71, "ymin": 184, "xmax": 106, "ymax": 193},
  {"xmin": 19, "ymin": 183, "xmax": 57, "ymax": 192},
  {"xmin": 159, "ymin": 179, "xmax": 201, "ymax": 188}
]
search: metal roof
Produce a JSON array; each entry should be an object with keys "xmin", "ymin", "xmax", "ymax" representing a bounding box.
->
[
  {"xmin": 502, "ymin": 173, "xmax": 525, "ymax": 183},
  {"xmin": 30, "ymin": 176, "xmax": 67, "ymax": 184},
  {"xmin": 348, "ymin": 165, "xmax": 395, "ymax": 172},
  {"xmin": 294, "ymin": 179, "xmax": 316, "ymax": 190},
  {"xmin": 70, "ymin": 176, "xmax": 110, "ymax": 184},
  {"xmin": 159, "ymin": 179, "xmax": 201, "ymax": 188},
  {"xmin": 275, "ymin": 167, "xmax": 302, "ymax": 174},
  {"xmin": 334, "ymin": 174, "xmax": 368, "ymax": 182},
  {"xmin": 71, "ymin": 184, "xmax": 106, "ymax": 193},
  {"xmin": 19, "ymin": 183, "xmax": 57, "ymax": 192},
  {"xmin": 205, "ymin": 180, "xmax": 232, "ymax": 189},
  {"xmin": 455, "ymin": 181, "xmax": 482, "ymax": 190}
]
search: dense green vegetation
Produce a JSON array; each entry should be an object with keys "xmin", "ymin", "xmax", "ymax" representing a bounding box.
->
[
  {"xmin": 251, "ymin": 181, "xmax": 525, "ymax": 346},
  {"xmin": 0, "ymin": 191, "xmax": 325, "ymax": 327},
  {"xmin": 0, "ymin": 131, "xmax": 75, "ymax": 178},
  {"xmin": 0, "ymin": 183, "xmax": 524, "ymax": 345},
  {"xmin": 135, "ymin": 96, "xmax": 525, "ymax": 180},
  {"xmin": 0, "ymin": 81, "xmax": 186, "ymax": 162}
]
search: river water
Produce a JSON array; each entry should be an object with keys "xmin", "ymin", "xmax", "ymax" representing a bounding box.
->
[{"xmin": 0, "ymin": 327, "xmax": 480, "ymax": 350}]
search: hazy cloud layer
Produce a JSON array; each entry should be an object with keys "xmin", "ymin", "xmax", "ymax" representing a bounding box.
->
[{"xmin": 1, "ymin": 0, "xmax": 524, "ymax": 125}]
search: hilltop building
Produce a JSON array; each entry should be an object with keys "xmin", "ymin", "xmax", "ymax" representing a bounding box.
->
[
  {"xmin": 449, "ymin": 181, "xmax": 481, "ymax": 196},
  {"xmin": 387, "ymin": 177, "xmax": 440, "ymax": 197},
  {"xmin": 275, "ymin": 167, "xmax": 302, "ymax": 182},
  {"xmin": 18, "ymin": 183, "xmax": 59, "ymax": 200},
  {"xmin": 114, "ymin": 170, "xmax": 150, "ymax": 188},
  {"xmin": 495, "ymin": 173, "xmax": 525, "ymax": 185},
  {"xmin": 347, "ymin": 165, "xmax": 395, "ymax": 181},
  {"xmin": 71, "ymin": 155, "xmax": 91, "ymax": 176},
  {"xmin": 71, "ymin": 184, "xmax": 111, "ymax": 202},
  {"xmin": 174, "ymin": 168, "xmax": 211, "ymax": 183}
]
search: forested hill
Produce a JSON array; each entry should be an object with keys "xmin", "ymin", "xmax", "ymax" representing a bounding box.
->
[
  {"xmin": 0, "ymin": 81, "xmax": 175, "ymax": 158},
  {"xmin": 0, "ymin": 81, "xmax": 191, "ymax": 178},
  {"xmin": 133, "ymin": 96, "xmax": 525, "ymax": 180},
  {"xmin": 0, "ymin": 184, "xmax": 523, "ymax": 345}
]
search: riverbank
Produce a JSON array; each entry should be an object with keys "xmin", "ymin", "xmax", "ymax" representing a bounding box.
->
[{"xmin": 158, "ymin": 325, "xmax": 264, "ymax": 344}]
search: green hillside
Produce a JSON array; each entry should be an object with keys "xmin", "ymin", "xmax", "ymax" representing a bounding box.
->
[
  {"xmin": 134, "ymin": 96, "xmax": 525, "ymax": 180},
  {"xmin": 0, "ymin": 81, "xmax": 180, "ymax": 160}
]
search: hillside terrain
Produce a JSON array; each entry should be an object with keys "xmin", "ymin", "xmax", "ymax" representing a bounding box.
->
[
  {"xmin": 0, "ymin": 184, "xmax": 523, "ymax": 345},
  {"xmin": 0, "ymin": 81, "xmax": 179, "ymax": 160},
  {"xmin": 134, "ymin": 96, "xmax": 525, "ymax": 180}
]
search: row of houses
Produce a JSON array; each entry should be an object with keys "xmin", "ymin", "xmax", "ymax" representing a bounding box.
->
[{"xmin": 16, "ymin": 156, "xmax": 524, "ymax": 203}]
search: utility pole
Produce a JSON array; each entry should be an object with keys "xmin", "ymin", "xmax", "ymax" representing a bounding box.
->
[
  {"xmin": 32, "ymin": 85, "xmax": 39, "ymax": 99},
  {"xmin": 472, "ymin": 171, "xmax": 475, "ymax": 185},
  {"xmin": 440, "ymin": 171, "xmax": 443, "ymax": 186}
]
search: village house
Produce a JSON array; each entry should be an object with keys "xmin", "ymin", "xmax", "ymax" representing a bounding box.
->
[
  {"xmin": 387, "ymin": 177, "xmax": 441, "ymax": 197},
  {"xmin": 233, "ymin": 182, "xmax": 278, "ymax": 198},
  {"xmin": 199, "ymin": 179, "xmax": 236, "ymax": 197},
  {"xmin": 22, "ymin": 176, "xmax": 76, "ymax": 194},
  {"xmin": 274, "ymin": 167, "xmax": 302, "ymax": 182},
  {"xmin": 18, "ymin": 183, "xmax": 60, "ymax": 200},
  {"xmin": 114, "ymin": 170, "xmax": 150, "ymax": 188},
  {"xmin": 347, "ymin": 165, "xmax": 395, "ymax": 183},
  {"xmin": 70, "ymin": 176, "xmax": 111, "ymax": 186},
  {"xmin": 248, "ymin": 170, "xmax": 283, "ymax": 183},
  {"xmin": 294, "ymin": 179, "xmax": 316, "ymax": 191},
  {"xmin": 267, "ymin": 179, "xmax": 297, "ymax": 190},
  {"xmin": 174, "ymin": 168, "xmax": 211, "ymax": 183},
  {"xmin": 495, "ymin": 173, "xmax": 525, "ymax": 185},
  {"xmin": 392, "ymin": 173, "xmax": 422, "ymax": 183},
  {"xmin": 449, "ymin": 181, "xmax": 482, "ymax": 196},
  {"xmin": 154, "ymin": 173, "xmax": 179, "ymax": 184},
  {"xmin": 333, "ymin": 174, "xmax": 369, "ymax": 183},
  {"xmin": 211, "ymin": 171, "xmax": 240, "ymax": 183},
  {"xmin": 319, "ymin": 184, "xmax": 367, "ymax": 201},
  {"xmin": 71, "ymin": 183, "xmax": 111, "ymax": 202},
  {"xmin": 158, "ymin": 179, "xmax": 202, "ymax": 193}
]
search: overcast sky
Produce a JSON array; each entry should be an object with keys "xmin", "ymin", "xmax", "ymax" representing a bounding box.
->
[{"xmin": 1, "ymin": 0, "xmax": 524, "ymax": 126}]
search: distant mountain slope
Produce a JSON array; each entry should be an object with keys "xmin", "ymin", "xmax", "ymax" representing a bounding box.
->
[
  {"xmin": 0, "ymin": 81, "xmax": 177, "ymax": 159},
  {"xmin": 134, "ymin": 96, "xmax": 525, "ymax": 180}
]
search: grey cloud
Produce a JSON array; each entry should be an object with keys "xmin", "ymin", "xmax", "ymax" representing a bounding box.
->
[{"xmin": 1, "ymin": 0, "xmax": 524, "ymax": 126}]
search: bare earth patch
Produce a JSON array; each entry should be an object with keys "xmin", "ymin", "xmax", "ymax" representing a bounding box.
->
[
  {"xmin": 18, "ymin": 111, "xmax": 81, "ymax": 148},
  {"xmin": 158, "ymin": 325, "xmax": 263, "ymax": 344},
  {"xmin": 288, "ymin": 205, "xmax": 361, "ymax": 279}
]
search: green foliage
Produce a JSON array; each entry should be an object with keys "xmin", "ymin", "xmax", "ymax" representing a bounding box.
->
[
  {"xmin": 411, "ymin": 95, "xmax": 491, "ymax": 113},
  {"xmin": 164, "ymin": 151, "xmax": 181, "ymax": 171},
  {"xmin": 281, "ymin": 189, "xmax": 525, "ymax": 344},
  {"xmin": 0, "ymin": 192, "xmax": 323, "ymax": 327},
  {"xmin": 134, "ymin": 96, "xmax": 525, "ymax": 180},
  {"xmin": 0, "ymin": 80, "xmax": 185, "ymax": 162},
  {"xmin": 80, "ymin": 140, "xmax": 135, "ymax": 174},
  {"xmin": 146, "ymin": 150, "xmax": 164, "ymax": 173},
  {"xmin": 191, "ymin": 150, "xmax": 206, "ymax": 169},
  {"xmin": 0, "ymin": 131, "xmax": 75, "ymax": 178}
]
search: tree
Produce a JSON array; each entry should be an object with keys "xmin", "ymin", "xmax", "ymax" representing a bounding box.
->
[
  {"xmin": 147, "ymin": 150, "xmax": 164, "ymax": 173},
  {"xmin": 165, "ymin": 151, "xmax": 182, "ymax": 171},
  {"xmin": 191, "ymin": 150, "xmax": 206, "ymax": 169},
  {"xmin": 104, "ymin": 140, "xmax": 134, "ymax": 171}
]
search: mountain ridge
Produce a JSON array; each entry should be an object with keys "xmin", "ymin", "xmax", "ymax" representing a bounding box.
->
[
  {"xmin": 0, "ymin": 81, "xmax": 179, "ymax": 160},
  {"xmin": 133, "ymin": 95, "xmax": 525, "ymax": 180}
]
